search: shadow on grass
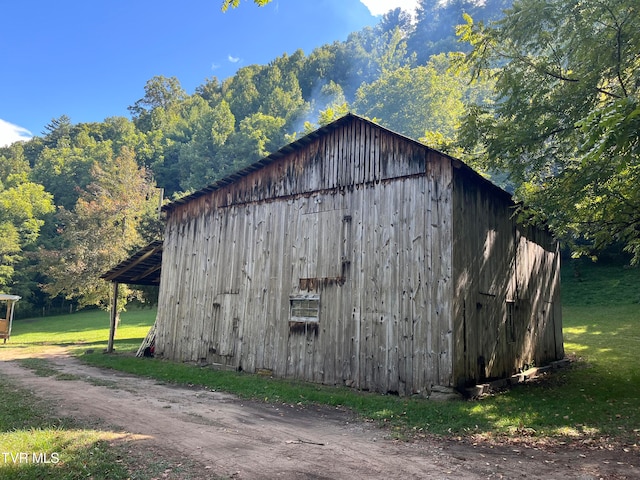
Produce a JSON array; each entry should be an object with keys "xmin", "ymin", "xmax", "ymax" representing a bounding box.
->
[
  {"xmin": 77, "ymin": 348, "xmax": 639, "ymax": 445},
  {"xmin": 564, "ymin": 305, "xmax": 640, "ymax": 366},
  {"xmin": 0, "ymin": 377, "xmax": 129, "ymax": 478},
  {"xmin": 0, "ymin": 434, "xmax": 132, "ymax": 480},
  {"xmin": 7, "ymin": 299, "xmax": 639, "ymax": 445},
  {"xmin": 14, "ymin": 320, "xmax": 153, "ymax": 335},
  {"xmin": 4, "ymin": 338, "xmax": 146, "ymax": 350},
  {"xmin": 2, "ymin": 340, "xmax": 147, "ymax": 358}
]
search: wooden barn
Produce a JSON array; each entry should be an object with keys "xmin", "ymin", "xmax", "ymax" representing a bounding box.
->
[{"xmin": 154, "ymin": 113, "xmax": 563, "ymax": 395}]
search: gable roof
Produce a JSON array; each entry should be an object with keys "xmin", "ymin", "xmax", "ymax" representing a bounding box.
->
[
  {"xmin": 102, "ymin": 115, "xmax": 517, "ymax": 285},
  {"xmin": 162, "ymin": 113, "xmax": 512, "ymax": 214}
]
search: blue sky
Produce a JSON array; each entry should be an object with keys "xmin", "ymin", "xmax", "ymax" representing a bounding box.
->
[{"xmin": 1, "ymin": 0, "xmax": 419, "ymax": 147}]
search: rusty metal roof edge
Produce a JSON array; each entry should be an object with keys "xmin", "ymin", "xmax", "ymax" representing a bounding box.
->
[{"xmin": 162, "ymin": 113, "xmax": 513, "ymax": 212}]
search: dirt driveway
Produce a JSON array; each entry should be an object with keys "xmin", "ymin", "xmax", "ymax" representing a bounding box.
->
[{"xmin": 0, "ymin": 347, "xmax": 636, "ymax": 479}]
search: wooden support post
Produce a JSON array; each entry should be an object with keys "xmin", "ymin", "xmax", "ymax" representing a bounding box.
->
[{"xmin": 107, "ymin": 282, "xmax": 119, "ymax": 353}]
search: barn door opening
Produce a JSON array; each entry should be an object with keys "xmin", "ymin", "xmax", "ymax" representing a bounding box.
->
[
  {"xmin": 210, "ymin": 293, "xmax": 241, "ymax": 368},
  {"xmin": 474, "ymin": 292, "xmax": 499, "ymax": 383}
]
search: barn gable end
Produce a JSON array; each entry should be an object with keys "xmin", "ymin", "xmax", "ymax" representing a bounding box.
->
[{"xmin": 155, "ymin": 114, "xmax": 562, "ymax": 395}]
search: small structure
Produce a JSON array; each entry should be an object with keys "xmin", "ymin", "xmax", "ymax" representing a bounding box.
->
[
  {"xmin": 0, "ymin": 294, "xmax": 21, "ymax": 343},
  {"xmin": 152, "ymin": 114, "xmax": 563, "ymax": 395}
]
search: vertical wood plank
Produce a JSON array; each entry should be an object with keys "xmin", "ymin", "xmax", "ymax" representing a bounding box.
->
[{"xmin": 154, "ymin": 116, "xmax": 560, "ymax": 397}]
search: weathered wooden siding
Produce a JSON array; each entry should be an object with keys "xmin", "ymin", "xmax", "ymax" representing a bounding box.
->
[
  {"xmin": 451, "ymin": 168, "xmax": 562, "ymax": 388},
  {"xmin": 154, "ymin": 115, "xmax": 562, "ymax": 395},
  {"xmin": 155, "ymin": 118, "xmax": 455, "ymax": 394}
]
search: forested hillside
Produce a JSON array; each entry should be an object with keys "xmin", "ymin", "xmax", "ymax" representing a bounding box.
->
[{"xmin": 2, "ymin": 0, "xmax": 638, "ymax": 317}]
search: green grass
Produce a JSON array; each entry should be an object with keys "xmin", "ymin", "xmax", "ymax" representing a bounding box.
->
[
  {"xmin": 0, "ymin": 377, "xmax": 199, "ymax": 479},
  {"xmin": 0, "ymin": 307, "xmax": 172, "ymax": 479},
  {"xmin": 0, "ymin": 378, "xmax": 132, "ymax": 479},
  {"xmin": 561, "ymin": 256, "xmax": 640, "ymax": 306},
  {"xmin": 8, "ymin": 307, "xmax": 155, "ymax": 352},
  {"xmin": 16, "ymin": 358, "xmax": 61, "ymax": 377},
  {"xmin": 81, "ymin": 353, "xmax": 490, "ymax": 437},
  {"xmin": 4, "ymin": 260, "xmax": 640, "ymax": 450},
  {"xmin": 482, "ymin": 303, "xmax": 640, "ymax": 441},
  {"xmin": 16, "ymin": 358, "xmax": 81, "ymax": 381},
  {"xmin": 77, "ymin": 260, "xmax": 640, "ymax": 445},
  {"xmin": 79, "ymin": 301, "xmax": 640, "ymax": 444}
]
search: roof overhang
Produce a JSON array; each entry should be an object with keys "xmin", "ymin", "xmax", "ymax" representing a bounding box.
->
[
  {"xmin": 100, "ymin": 240, "xmax": 163, "ymax": 286},
  {"xmin": 0, "ymin": 295, "xmax": 21, "ymax": 302}
]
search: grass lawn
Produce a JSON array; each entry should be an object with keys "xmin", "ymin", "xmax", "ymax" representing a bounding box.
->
[
  {"xmin": 1, "ymin": 258, "xmax": 638, "ymax": 478},
  {"xmin": 77, "ymin": 302, "xmax": 639, "ymax": 444},
  {"xmin": 0, "ymin": 368, "xmax": 134, "ymax": 479},
  {"xmin": 10, "ymin": 307, "xmax": 155, "ymax": 352},
  {"xmin": 0, "ymin": 307, "xmax": 162, "ymax": 479},
  {"xmin": 0, "ymin": 374, "xmax": 199, "ymax": 480}
]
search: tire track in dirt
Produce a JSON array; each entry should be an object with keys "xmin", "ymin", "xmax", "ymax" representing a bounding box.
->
[{"xmin": 0, "ymin": 347, "xmax": 635, "ymax": 479}]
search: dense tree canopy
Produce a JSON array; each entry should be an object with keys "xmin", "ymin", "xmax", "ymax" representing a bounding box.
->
[
  {"xmin": 354, "ymin": 54, "xmax": 467, "ymax": 141},
  {"xmin": 459, "ymin": 0, "xmax": 640, "ymax": 262},
  {"xmin": 3, "ymin": 0, "xmax": 635, "ymax": 329},
  {"xmin": 40, "ymin": 148, "xmax": 159, "ymax": 310},
  {"xmin": 1, "ymin": 0, "xmax": 521, "ymax": 316},
  {"xmin": 0, "ymin": 146, "xmax": 54, "ymax": 290}
]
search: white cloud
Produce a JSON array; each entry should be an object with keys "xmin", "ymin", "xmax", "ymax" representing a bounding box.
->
[
  {"xmin": 359, "ymin": 0, "xmax": 420, "ymax": 16},
  {"xmin": 0, "ymin": 119, "xmax": 32, "ymax": 147},
  {"xmin": 228, "ymin": 55, "xmax": 240, "ymax": 63}
]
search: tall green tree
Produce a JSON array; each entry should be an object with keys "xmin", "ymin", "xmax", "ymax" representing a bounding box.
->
[
  {"xmin": 0, "ymin": 148, "xmax": 54, "ymax": 291},
  {"xmin": 458, "ymin": 0, "xmax": 640, "ymax": 262},
  {"xmin": 223, "ymin": 65, "xmax": 263, "ymax": 123},
  {"xmin": 33, "ymin": 136, "xmax": 113, "ymax": 210},
  {"xmin": 128, "ymin": 76, "xmax": 193, "ymax": 195},
  {"xmin": 129, "ymin": 76, "xmax": 188, "ymax": 133},
  {"xmin": 42, "ymin": 115, "xmax": 72, "ymax": 148},
  {"xmin": 408, "ymin": 0, "xmax": 512, "ymax": 64},
  {"xmin": 256, "ymin": 62, "xmax": 308, "ymax": 124},
  {"xmin": 41, "ymin": 147, "xmax": 159, "ymax": 310},
  {"xmin": 195, "ymin": 76, "xmax": 224, "ymax": 107},
  {"xmin": 353, "ymin": 54, "xmax": 468, "ymax": 141},
  {"xmin": 178, "ymin": 99, "xmax": 236, "ymax": 191},
  {"xmin": 215, "ymin": 113, "xmax": 286, "ymax": 174}
]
